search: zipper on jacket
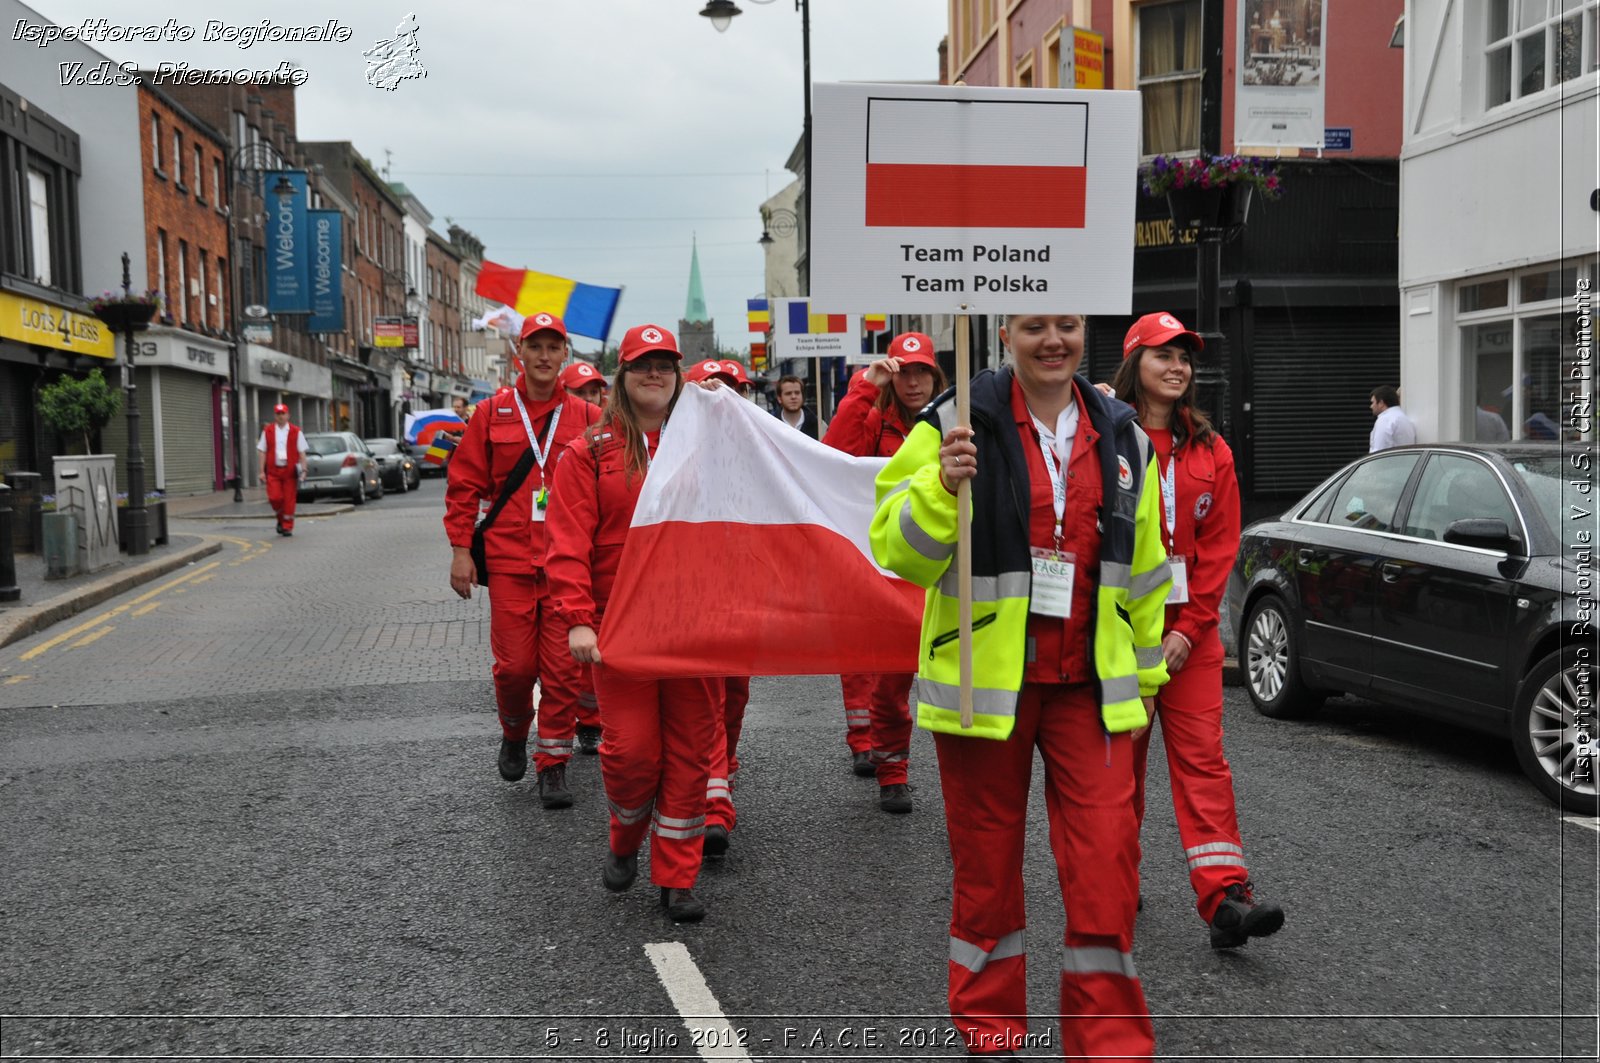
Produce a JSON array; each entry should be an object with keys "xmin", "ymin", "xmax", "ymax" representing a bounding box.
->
[{"xmin": 930, "ymin": 612, "xmax": 997, "ymax": 658}]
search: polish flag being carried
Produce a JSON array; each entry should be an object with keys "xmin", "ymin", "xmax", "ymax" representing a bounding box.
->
[{"xmin": 598, "ymin": 384, "xmax": 923, "ymax": 678}]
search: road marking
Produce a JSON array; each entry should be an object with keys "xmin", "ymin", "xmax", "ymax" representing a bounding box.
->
[
  {"xmin": 69, "ymin": 626, "xmax": 114, "ymax": 649},
  {"xmin": 643, "ymin": 942, "xmax": 755, "ymax": 1061},
  {"xmin": 132, "ymin": 602, "xmax": 162, "ymax": 617},
  {"xmin": 1565, "ymin": 815, "xmax": 1599, "ymax": 833},
  {"xmin": 3, "ymin": 675, "xmax": 30, "ymax": 685},
  {"xmin": 190, "ymin": 573, "xmax": 214, "ymax": 585},
  {"xmin": 17, "ymin": 561, "xmax": 221, "ymax": 662}
]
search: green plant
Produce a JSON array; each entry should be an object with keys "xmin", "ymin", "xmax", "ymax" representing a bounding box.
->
[
  {"xmin": 1140, "ymin": 154, "xmax": 1284, "ymax": 200},
  {"xmin": 37, "ymin": 369, "xmax": 123, "ymax": 454},
  {"xmin": 87, "ymin": 289, "xmax": 162, "ymax": 317}
]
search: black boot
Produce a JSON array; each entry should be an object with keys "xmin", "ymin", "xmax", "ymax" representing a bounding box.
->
[
  {"xmin": 537, "ymin": 763, "xmax": 572, "ymax": 809},
  {"xmin": 879, "ymin": 782, "xmax": 914, "ymax": 813},
  {"xmin": 661, "ymin": 887, "xmax": 706, "ymax": 923},
  {"xmin": 1209, "ymin": 881, "xmax": 1285, "ymax": 949},
  {"xmin": 497, "ymin": 738, "xmax": 527, "ymax": 782},
  {"xmin": 576, "ymin": 724, "xmax": 602, "ymax": 755},
  {"xmin": 851, "ymin": 750, "xmax": 875, "ymax": 777},
  {"xmin": 602, "ymin": 850, "xmax": 638, "ymax": 892},
  {"xmin": 703, "ymin": 824, "xmax": 730, "ymax": 857}
]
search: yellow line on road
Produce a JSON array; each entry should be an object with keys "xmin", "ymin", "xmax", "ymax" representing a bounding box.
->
[
  {"xmin": 132, "ymin": 602, "xmax": 162, "ymax": 617},
  {"xmin": 4, "ymin": 675, "xmax": 30, "ymax": 685},
  {"xmin": 69, "ymin": 626, "xmax": 114, "ymax": 649},
  {"xmin": 18, "ymin": 560, "xmax": 221, "ymax": 662}
]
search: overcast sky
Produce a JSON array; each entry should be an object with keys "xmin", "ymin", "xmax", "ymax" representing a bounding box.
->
[{"xmin": 25, "ymin": 0, "xmax": 946, "ymax": 356}]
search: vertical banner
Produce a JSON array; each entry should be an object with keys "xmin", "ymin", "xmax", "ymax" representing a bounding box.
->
[
  {"xmin": 307, "ymin": 209, "xmax": 344, "ymax": 332},
  {"xmin": 266, "ymin": 170, "xmax": 310, "ymax": 313},
  {"xmin": 1236, "ymin": 0, "xmax": 1326, "ymax": 148}
]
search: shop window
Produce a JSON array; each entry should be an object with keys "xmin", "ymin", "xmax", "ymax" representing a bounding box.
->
[
  {"xmin": 1486, "ymin": 0, "xmax": 1599, "ymax": 109},
  {"xmin": 1459, "ymin": 277, "xmax": 1510, "ymax": 313},
  {"xmin": 1137, "ymin": 0, "xmax": 1203, "ymax": 155}
]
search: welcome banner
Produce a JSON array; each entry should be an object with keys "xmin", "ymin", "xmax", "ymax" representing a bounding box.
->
[{"xmin": 266, "ymin": 170, "xmax": 310, "ymax": 314}]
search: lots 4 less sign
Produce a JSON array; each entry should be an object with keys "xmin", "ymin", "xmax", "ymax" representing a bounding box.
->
[{"xmin": 809, "ymin": 83, "xmax": 1139, "ymax": 314}]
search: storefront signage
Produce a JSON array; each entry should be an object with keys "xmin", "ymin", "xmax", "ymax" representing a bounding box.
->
[
  {"xmin": 374, "ymin": 316, "xmax": 404, "ymax": 348},
  {"xmin": 1324, "ymin": 127, "xmax": 1352, "ymax": 151},
  {"xmin": 266, "ymin": 169, "xmax": 310, "ymax": 314},
  {"xmin": 1059, "ymin": 28, "xmax": 1105, "ymax": 90},
  {"xmin": 128, "ymin": 330, "xmax": 230, "ymax": 376},
  {"xmin": 0, "ymin": 291, "xmax": 115, "ymax": 358},
  {"xmin": 259, "ymin": 357, "xmax": 293, "ymax": 381},
  {"xmin": 242, "ymin": 323, "xmax": 273, "ymax": 343},
  {"xmin": 402, "ymin": 316, "xmax": 420, "ymax": 348},
  {"xmin": 245, "ymin": 343, "xmax": 332, "ymax": 397}
]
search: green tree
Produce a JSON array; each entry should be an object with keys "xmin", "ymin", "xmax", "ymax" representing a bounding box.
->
[{"xmin": 37, "ymin": 369, "xmax": 123, "ymax": 455}]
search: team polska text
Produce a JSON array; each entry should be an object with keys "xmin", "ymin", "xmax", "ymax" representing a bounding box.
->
[{"xmin": 900, "ymin": 242, "xmax": 1053, "ymax": 293}]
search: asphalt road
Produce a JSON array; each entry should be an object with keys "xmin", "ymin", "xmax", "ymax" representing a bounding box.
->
[{"xmin": 1, "ymin": 479, "xmax": 1595, "ymax": 1061}]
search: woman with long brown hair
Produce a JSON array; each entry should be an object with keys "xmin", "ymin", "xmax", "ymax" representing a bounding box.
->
[{"xmin": 546, "ymin": 323, "xmax": 721, "ymax": 923}]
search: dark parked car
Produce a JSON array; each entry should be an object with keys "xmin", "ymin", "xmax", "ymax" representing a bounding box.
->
[
  {"xmin": 365, "ymin": 437, "xmax": 420, "ymax": 493},
  {"xmin": 1227, "ymin": 443, "xmax": 1596, "ymax": 813},
  {"xmin": 299, "ymin": 432, "xmax": 383, "ymax": 505},
  {"xmin": 409, "ymin": 437, "xmax": 456, "ymax": 477}
]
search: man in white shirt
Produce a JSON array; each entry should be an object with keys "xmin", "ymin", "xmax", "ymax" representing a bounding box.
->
[
  {"xmin": 257, "ymin": 403, "xmax": 309, "ymax": 535},
  {"xmin": 1368, "ymin": 385, "xmax": 1418, "ymax": 452}
]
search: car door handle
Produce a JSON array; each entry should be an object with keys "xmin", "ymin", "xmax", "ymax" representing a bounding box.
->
[
  {"xmin": 1380, "ymin": 562, "xmax": 1402, "ymax": 583},
  {"xmin": 1298, "ymin": 548, "xmax": 1315, "ymax": 567}
]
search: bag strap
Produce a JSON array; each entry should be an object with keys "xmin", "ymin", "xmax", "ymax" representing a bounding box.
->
[{"xmin": 475, "ymin": 446, "xmax": 537, "ymax": 536}]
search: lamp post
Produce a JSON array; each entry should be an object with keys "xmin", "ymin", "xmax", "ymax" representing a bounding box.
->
[
  {"xmin": 225, "ymin": 145, "xmax": 297, "ymax": 501},
  {"xmin": 114, "ymin": 253, "xmax": 155, "ymax": 555}
]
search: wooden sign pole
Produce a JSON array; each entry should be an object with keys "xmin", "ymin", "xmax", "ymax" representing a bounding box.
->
[{"xmin": 954, "ymin": 313, "xmax": 973, "ymax": 728}]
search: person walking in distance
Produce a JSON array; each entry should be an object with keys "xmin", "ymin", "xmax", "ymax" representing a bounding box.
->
[
  {"xmin": 824, "ymin": 332, "xmax": 946, "ymax": 813},
  {"xmin": 257, "ymin": 403, "xmax": 307, "ymax": 537},
  {"xmin": 1111, "ymin": 312, "xmax": 1286, "ymax": 951},
  {"xmin": 547, "ymin": 324, "xmax": 721, "ymax": 923},
  {"xmin": 872, "ymin": 313, "xmax": 1171, "ymax": 1060},
  {"xmin": 774, "ymin": 375, "xmax": 826, "ymax": 439},
  {"xmin": 1368, "ymin": 385, "xmax": 1417, "ymax": 452},
  {"xmin": 560, "ymin": 362, "xmax": 607, "ymax": 408},
  {"xmin": 443, "ymin": 312, "xmax": 601, "ymax": 806}
]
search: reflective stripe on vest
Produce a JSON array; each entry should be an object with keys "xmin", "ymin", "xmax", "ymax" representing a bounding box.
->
[
  {"xmin": 1136, "ymin": 645, "xmax": 1165, "ymax": 670},
  {"xmin": 936, "ymin": 568, "xmax": 1032, "ymax": 602},
  {"xmin": 949, "ymin": 929, "xmax": 1026, "ymax": 974},
  {"xmin": 899, "ymin": 500, "xmax": 955, "ymax": 563},
  {"xmin": 1061, "ymin": 945, "xmax": 1139, "ymax": 979},
  {"xmin": 1100, "ymin": 673, "xmax": 1141, "ymax": 705},
  {"xmin": 914, "ymin": 677, "xmax": 1020, "ymax": 718}
]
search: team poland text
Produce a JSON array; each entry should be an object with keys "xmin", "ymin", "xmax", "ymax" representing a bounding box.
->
[{"xmin": 900, "ymin": 243, "xmax": 1051, "ymax": 293}]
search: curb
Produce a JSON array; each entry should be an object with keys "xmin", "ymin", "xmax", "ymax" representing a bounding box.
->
[
  {"xmin": 175, "ymin": 505, "xmax": 353, "ymax": 522},
  {"xmin": 1222, "ymin": 657, "xmax": 1242, "ymax": 688},
  {"xmin": 0, "ymin": 539, "xmax": 224, "ymax": 650}
]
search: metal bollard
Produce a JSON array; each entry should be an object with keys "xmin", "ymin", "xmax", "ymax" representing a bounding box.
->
[{"xmin": 0, "ymin": 483, "xmax": 18, "ymax": 602}]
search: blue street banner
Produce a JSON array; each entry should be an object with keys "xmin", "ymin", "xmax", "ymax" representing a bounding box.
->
[
  {"xmin": 307, "ymin": 209, "xmax": 344, "ymax": 332},
  {"xmin": 266, "ymin": 170, "xmax": 309, "ymax": 313}
]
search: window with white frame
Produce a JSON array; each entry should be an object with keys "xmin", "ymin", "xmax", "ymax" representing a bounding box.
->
[
  {"xmin": 1137, "ymin": 0, "xmax": 1204, "ymax": 155},
  {"xmin": 151, "ymin": 114, "xmax": 162, "ymax": 171},
  {"xmin": 156, "ymin": 230, "xmax": 168, "ymax": 312},
  {"xmin": 1457, "ymin": 256, "xmax": 1597, "ymax": 442},
  {"xmin": 198, "ymin": 248, "xmax": 209, "ymax": 326},
  {"xmin": 1485, "ymin": 0, "xmax": 1599, "ymax": 108},
  {"xmin": 26, "ymin": 169, "xmax": 52, "ymax": 286},
  {"xmin": 212, "ymin": 158, "xmax": 222, "ymax": 208},
  {"xmin": 173, "ymin": 131, "xmax": 184, "ymax": 187},
  {"xmin": 177, "ymin": 239, "xmax": 189, "ymax": 324}
]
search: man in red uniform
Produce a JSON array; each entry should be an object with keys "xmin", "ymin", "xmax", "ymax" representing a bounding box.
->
[
  {"xmin": 556, "ymin": 359, "xmax": 607, "ymax": 754},
  {"xmin": 444, "ymin": 312, "xmax": 602, "ymax": 807},
  {"xmin": 257, "ymin": 403, "xmax": 306, "ymax": 536}
]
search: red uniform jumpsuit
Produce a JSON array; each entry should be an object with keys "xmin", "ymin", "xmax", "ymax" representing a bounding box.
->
[
  {"xmin": 546, "ymin": 423, "xmax": 720, "ymax": 889},
  {"xmin": 1131, "ymin": 423, "xmax": 1250, "ymax": 923},
  {"xmin": 822, "ymin": 373, "xmax": 915, "ymax": 787},
  {"xmin": 444, "ymin": 384, "xmax": 599, "ymax": 771},
  {"xmin": 258, "ymin": 423, "xmax": 304, "ymax": 532},
  {"xmin": 936, "ymin": 379, "xmax": 1152, "ymax": 1060}
]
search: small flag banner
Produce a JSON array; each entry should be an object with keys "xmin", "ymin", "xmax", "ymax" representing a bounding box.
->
[
  {"xmin": 787, "ymin": 301, "xmax": 849, "ymax": 335},
  {"xmin": 750, "ymin": 341, "xmax": 768, "ymax": 369},
  {"xmin": 474, "ymin": 260, "xmax": 622, "ymax": 342},
  {"xmin": 423, "ymin": 435, "xmax": 457, "ymax": 466},
  {"xmin": 864, "ymin": 314, "xmax": 887, "ymax": 332},
  {"xmin": 403, "ymin": 408, "xmax": 467, "ymax": 446},
  {"xmin": 747, "ymin": 298, "xmax": 770, "ymax": 332}
]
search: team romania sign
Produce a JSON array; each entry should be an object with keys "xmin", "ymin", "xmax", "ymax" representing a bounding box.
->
[{"xmin": 0, "ymin": 292, "xmax": 115, "ymax": 358}]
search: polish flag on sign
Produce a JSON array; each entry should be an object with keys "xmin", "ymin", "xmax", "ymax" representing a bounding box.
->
[
  {"xmin": 865, "ymin": 97, "xmax": 1089, "ymax": 229},
  {"xmin": 598, "ymin": 384, "xmax": 923, "ymax": 678}
]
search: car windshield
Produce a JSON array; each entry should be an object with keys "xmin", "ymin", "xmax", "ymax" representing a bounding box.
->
[
  {"xmin": 305, "ymin": 435, "xmax": 349, "ymax": 457},
  {"xmin": 366, "ymin": 440, "xmax": 397, "ymax": 456},
  {"xmin": 1510, "ymin": 451, "xmax": 1595, "ymax": 536}
]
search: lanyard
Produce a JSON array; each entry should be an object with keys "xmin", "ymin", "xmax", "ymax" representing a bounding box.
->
[
  {"xmin": 1034, "ymin": 427, "xmax": 1066, "ymax": 547},
  {"xmin": 512, "ymin": 390, "xmax": 563, "ymax": 473},
  {"xmin": 1159, "ymin": 452, "xmax": 1177, "ymax": 552}
]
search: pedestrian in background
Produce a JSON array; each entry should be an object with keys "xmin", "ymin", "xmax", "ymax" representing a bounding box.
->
[
  {"xmin": 558, "ymin": 361, "xmax": 609, "ymax": 755},
  {"xmin": 257, "ymin": 403, "xmax": 307, "ymax": 537},
  {"xmin": 442, "ymin": 395, "xmax": 470, "ymax": 446},
  {"xmin": 547, "ymin": 323, "xmax": 720, "ymax": 923},
  {"xmin": 1111, "ymin": 312, "xmax": 1286, "ymax": 951},
  {"xmin": 560, "ymin": 362, "xmax": 606, "ymax": 408},
  {"xmin": 1368, "ymin": 385, "xmax": 1417, "ymax": 451},
  {"xmin": 443, "ymin": 312, "xmax": 601, "ymax": 805},
  {"xmin": 823, "ymin": 332, "xmax": 946, "ymax": 814},
  {"xmin": 872, "ymin": 313, "xmax": 1170, "ymax": 1060},
  {"xmin": 774, "ymin": 375, "xmax": 826, "ymax": 439}
]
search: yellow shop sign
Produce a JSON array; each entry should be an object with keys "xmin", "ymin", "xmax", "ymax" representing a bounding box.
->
[{"xmin": 0, "ymin": 291, "xmax": 115, "ymax": 358}]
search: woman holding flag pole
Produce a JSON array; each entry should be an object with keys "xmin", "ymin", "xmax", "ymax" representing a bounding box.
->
[{"xmin": 547, "ymin": 324, "xmax": 721, "ymax": 924}]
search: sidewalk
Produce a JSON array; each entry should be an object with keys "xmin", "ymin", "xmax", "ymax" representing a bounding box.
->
[{"xmin": 163, "ymin": 486, "xmax": 352, "ymax": 522}]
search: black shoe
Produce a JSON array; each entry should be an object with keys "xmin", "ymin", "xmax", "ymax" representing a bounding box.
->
[
  {"xmin": 602, "ymin": 850, "xmax": 638, "ymax": 892},
  {"xmin": 1209, "ymin": 881, "xmax": 1284, "ymax": 949},
  {"xmin": 279, "ymin": 527, "xmax": 292, "ymax": 537},
  {"xmin": 703, "ymin": 824, "xmax": 730, "ymax": 857},
  {"xmin": 851, "ymin": 750, "xmax": 875, "ymax": 777},
  {"xmin": 537, "ymin": 763, "xmax": 573, "ymax": 809},
  {"xmin": 497, "ymin": 738, "xmax": 528, "ymax": 782},
  {"xmin": 879, "ymin": 782, "xmax": 914, "ymax": 814},
  {"xmin": 661, "ymin": 886, "xmax": 706, "ymax": 923},
  {"xmin": 576, "ymin": 724, "xmax": 602, "ymax": 755}
]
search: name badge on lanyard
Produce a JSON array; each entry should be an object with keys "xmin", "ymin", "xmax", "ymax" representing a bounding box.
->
[
  {"xmin": 1029, "ymin": 430, "xmax": 1075, "ymax": 618},
  {"xmin": 1160, "ymin": 454, "xmax": 1190, "ymax": 604},
  {"xmin": 514, "ymin": 391, "xmax": 562, "ymax": 523}
]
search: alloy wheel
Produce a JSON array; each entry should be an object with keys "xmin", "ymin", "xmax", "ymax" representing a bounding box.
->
[
  {"xmin": 1247, "ymin": 606, "xmax": 1289, "ymax": 703},
  {"xmin": 1525, "ymin": 662, "xmax": 1598, "ymax": 804}
]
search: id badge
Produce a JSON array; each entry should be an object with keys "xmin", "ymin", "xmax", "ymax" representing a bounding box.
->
[
  {"xmin": 1166, "ymin": 556, "xmax": 1189, "ymax": 604},
  {"xmin": 1029, "ymin": 548, "xmax": 1076, "ymax": 618},
  {"xmin": 531, "ymin": 486, "xmax": 549, "ymax": 522}
]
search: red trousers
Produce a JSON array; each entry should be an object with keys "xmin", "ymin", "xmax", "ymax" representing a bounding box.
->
[
  {"xmin": 706, "ymin": 681, "xmax": 739, "ymax": 833},
  {"xmin": 1133, "ymin": 632, "xmax": 1249, "ymax": 923},
  {"xmin": 485, "ymin": 573, "xmax": 583, "ymax": 771},
  {"xmin": 594, "ymin": 665, "xmax": 719, "ymax": 889},
  {"xmin": 934, "ymin": 683, "xmax": 1153, "ymax": 1062},
  {"xmin": 723, "ymin": 676, "xmax": 750, "ymax": 778},
  {"xmin": 840, "ymin": 672, "xmax": 913, "ymax": 785},
  {"xmin": 263, "ymin": 467, "xmax": 298, "ymax": 531},
  {"xmin": 576, "ymin": 665, "xmax": 600, "ymax": 728}
]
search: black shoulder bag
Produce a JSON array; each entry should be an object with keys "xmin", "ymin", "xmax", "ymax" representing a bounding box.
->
[{"xmin": 469, "ymin": 446, "xmax": 536, "ymax": 585}]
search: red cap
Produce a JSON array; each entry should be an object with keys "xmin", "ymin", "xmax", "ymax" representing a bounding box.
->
[
  {"xmin": 618, "ymin": 324, "xmax": 681, "ymax": 363},
  {"xmin": 888, "ymin": 331, "xmax": 937, "ymax": 368},
  {"xmin": 273, "ymin": 403, "xmax": 289, "ymax": 414},
  {"xmin": 683, "ymin": 359, "xmax": 728, "ymax": 384},
  {"xmin": 1122, "ymin": 312, "xmax": 1203, "ymax": 358},
  {"xmin": 519, "ymin": 311, "xmax": 568, "ymax": 342},
  {"xmin": 558, "ymin": 362, "xmax": 602, "ymax": 390}
]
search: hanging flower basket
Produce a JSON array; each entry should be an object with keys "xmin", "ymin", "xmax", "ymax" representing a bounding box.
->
[
  {"xmin": 88, "ymin": 291, "xmax": 162, "ymax": 332},
  {"xmin": 1142, "ymin": 154, "xmax": 1282, "ymax": 231}
]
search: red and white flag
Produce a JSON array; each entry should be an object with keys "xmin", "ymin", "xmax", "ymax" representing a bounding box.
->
[
  {"xmin": 598, "ymin": 384, "xmax": 923, "ymax": 678},
  {"xmin": 864, "ymin": 97, "xmax": 1088, "ymax": 229}
]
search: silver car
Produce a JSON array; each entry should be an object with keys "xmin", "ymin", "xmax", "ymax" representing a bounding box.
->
[{"xmin": 299, "ymin": 432, "xmax": 384, "ymax": 505}]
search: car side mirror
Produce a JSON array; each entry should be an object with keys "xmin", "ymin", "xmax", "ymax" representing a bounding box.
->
[{"xmin": 1443, "ymin": 517, "xmax": 1523, "ymax": 556}]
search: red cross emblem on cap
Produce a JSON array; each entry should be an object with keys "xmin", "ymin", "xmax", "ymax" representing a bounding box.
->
[
  {"xmin": 535, "ymin": 313, "xmax": 552, "ymax": 326},
  {"xmin": 642, "ymin": 328, "xmax": 662, "ymax": 343},
  {"xmin": 1158, "ymin": 313, "xmax": 1182, "ymax": 329},
  {"xmin": 902, "ymin": 337, "xmax": 921, "ymax": 351}
]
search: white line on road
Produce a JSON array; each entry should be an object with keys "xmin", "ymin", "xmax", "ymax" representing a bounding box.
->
[
  {"xmin": 644, "ymin": 941, "xmax": 756, "ymax": 1062},
  {"xmin": 1565, "ymin": 815, "xmax": 1599, "ymax": 833}
]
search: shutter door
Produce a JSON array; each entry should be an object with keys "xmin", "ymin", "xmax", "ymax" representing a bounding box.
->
[
  {"xmin": 1248, "ymin": 308, "xmax": 1399, "ymax": 497},
  {"xmin": 160, "ymin": 371, "xmax": 218, "ymax": 494}
]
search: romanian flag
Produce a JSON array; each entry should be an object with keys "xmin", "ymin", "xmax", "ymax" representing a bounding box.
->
[
  {"xmin": 787, "ymin": 301, "xmax": 849, "ymax": 335},
  {"xmin": 864, "ymin": 314, "xmax": 887, "ymax": 332},
  {"xmin": 747, "ymin": 298, "xmax": 770, "ymax": 332},
  {"xmin": 474, "ymin": 260, "xmax": 623, "ymax": 342},
  {"xmin": 423, "ymin": 435, "xmax": 457, "ymax": 466}
]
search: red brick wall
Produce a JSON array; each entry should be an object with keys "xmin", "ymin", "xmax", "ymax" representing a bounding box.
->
[{"xmin": 139, "ymin": 87, "xmax": 229, "ymax": 333}]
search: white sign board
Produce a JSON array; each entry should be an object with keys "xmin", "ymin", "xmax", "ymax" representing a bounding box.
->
[
  {"xmin": 771, "ymin": 298, "xmax": 863, "ymax": 360},
  {"xmin": 810, "ymin": 82, "xmax": 1140, "ymax": 314},
  {"xmin": 1236, "ymin": 0, "xmax": 1327, "ymax": 148}
]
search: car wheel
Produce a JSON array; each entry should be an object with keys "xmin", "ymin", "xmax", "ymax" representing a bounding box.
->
[
  {"xmin": 352, "ymin": 477, "xmax": 366, "ymax": 506},
  {"xmin": 372, "ymin": 473, "xmax": 384, "ymax": 500},
  {"xmin": 1241, "ymin": 594, "xmax": 1323, "ymax": 719},
  {"xmin": 396, "ymin": 468, "xmax": 409, "ymax": 493},
  {"xmin": 1512, "ymin": 647, "xmax": 1598, "ymax": 814}
]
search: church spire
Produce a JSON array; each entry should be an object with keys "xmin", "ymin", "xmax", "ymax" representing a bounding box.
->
[{"xmin": 684, "ymin": 237, "xmax": 709, "ymax": 324}]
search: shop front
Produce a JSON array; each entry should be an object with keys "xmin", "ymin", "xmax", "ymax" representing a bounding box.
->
[
  {"xmin": 0, "ymin": 288, "xmax": 116, "ymax": 482},
  {"xmin": 241, "ymin": 343, "xmax": 333, "ymax": 486},
  {"xmin": 128, "ymin": 328, "xmax": 233, "ymax": 494}
]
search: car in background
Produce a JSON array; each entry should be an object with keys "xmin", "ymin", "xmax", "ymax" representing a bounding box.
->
[
  {"xmin": 299, "ymin": 432, "xmax": 384, "ymax": 505},
  {"xmin": 1227, "ymin": 443, "xmax": 1596, "ymax": 813},
  {"xmin": 409, "ymin": 434, "xmax": 459, "ymax": 477},
  {"xmin": 365, "ymin": 437, "xmax": 420, "ymax": 493}
]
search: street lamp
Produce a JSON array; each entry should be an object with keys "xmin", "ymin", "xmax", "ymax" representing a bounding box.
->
[
  {"xmin": 758, "ymin": 206, "xmax": 797, "ymax": 246},
  {"xmin": 699, "ymin": 0, "xmax": 741, "ymax": 32}
]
